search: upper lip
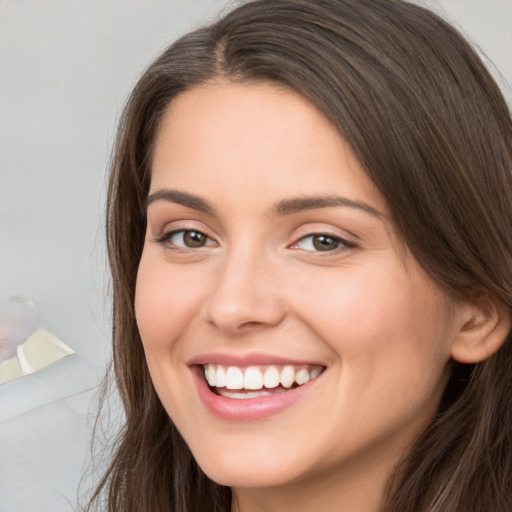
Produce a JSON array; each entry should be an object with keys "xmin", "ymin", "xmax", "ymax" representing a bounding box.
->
[{"xmin": 187, "ymin": 352, "xmax": 326, "ymax": 367}]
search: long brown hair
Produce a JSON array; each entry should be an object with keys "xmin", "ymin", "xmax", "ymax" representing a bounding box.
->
[{"xmin": 87, "ymin": 1, "xmax": 512, "ymax": 510}]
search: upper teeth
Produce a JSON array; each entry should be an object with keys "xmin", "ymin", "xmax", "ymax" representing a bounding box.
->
[{"xmin": 203, "ymin": 364, "xmax": 323, "ymax": 390}]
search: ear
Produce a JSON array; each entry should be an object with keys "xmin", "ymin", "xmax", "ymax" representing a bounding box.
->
[{"xmin": 450, "ymin": 291, "xmax": 510, "ymax": 364}]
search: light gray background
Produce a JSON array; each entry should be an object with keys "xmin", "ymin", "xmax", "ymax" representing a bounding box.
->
[{"xmin": 0, "ymin": 1, "xmax": 511, "ymax": 511}]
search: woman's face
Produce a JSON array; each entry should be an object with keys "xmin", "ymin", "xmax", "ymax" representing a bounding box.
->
[{"xmin": 136, "ymin": 81, "xmax": 465, "ymax": 499}]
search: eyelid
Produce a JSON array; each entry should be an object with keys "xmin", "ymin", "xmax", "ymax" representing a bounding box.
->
[
  {"xmin": 289, "ymin": 231, "xmax": 357, "ymax": 253},
  {"xmin": 150, "ymin": 217, "xmax": 216, "ymax": 241},
  {"xmin": 153, "ymin": 227, "xmax": 218, "ymax": 249}
]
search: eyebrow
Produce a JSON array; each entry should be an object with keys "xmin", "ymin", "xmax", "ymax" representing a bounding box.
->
[
  {"xmin": 146, "ymin": 189, "xmax": 215, "ymax": 214},
  {"xmin": 146, "ymin": 189, "xmax": 383, "ymax": 218},
  {"xmin": 271, "ymin": 195, "xmax": 383, "ymax": 218}
]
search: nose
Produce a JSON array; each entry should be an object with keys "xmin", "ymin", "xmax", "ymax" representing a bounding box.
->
[{"xmin": 203, "ymin": 245, "xmax": 286, "ymax": 334}]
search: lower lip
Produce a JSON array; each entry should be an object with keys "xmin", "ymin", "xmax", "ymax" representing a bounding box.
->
[{"xmin": 192, "ymin": 367, "xmax": 320, "ymax": 422}]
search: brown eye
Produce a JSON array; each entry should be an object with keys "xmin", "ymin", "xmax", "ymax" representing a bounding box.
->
[
  {"xmin": 182, "ymin": 230, "xmax": 208, "ymax": 248},
  {"xmin": 158, "ymin": 229, "xmax": 215, "ymax": 249},
  {"xmin": 293, "ymin": 233, "xmax": 349, "ymax": 252},
  {"xmin": 312, "ymin": 234, "xmax": 340, "ymax": 251}
]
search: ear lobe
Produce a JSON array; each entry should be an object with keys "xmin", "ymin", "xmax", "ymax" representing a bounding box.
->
[{"xmin": 450, "ymin": 292, "xmax": 510, "ymax": 364}]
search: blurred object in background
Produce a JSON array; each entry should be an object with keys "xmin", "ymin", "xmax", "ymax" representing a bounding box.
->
[
  {"xmin": 0, "ymin": 296, "xmax": 40, "ymax": 360},
  {"xmin": 0, "ymin": 296, "xmax": 75, "ymax": 384}
]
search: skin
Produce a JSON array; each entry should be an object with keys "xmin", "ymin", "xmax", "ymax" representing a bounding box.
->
[{"xmin": 135, "ymin": 81, "xmax": 473, "ymax": 512}]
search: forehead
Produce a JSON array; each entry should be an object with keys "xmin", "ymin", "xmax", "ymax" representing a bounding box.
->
[{"xmin": 151, "ymin": 80, "xmax": 387, "ymax": 216}]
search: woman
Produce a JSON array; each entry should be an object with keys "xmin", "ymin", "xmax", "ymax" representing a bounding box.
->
[{"xmin": 88, "ymin": 0, "xmax": 512, "ymax": 510}]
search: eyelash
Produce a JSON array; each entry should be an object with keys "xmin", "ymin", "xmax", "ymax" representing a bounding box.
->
[
  {"xmin": 291, "ymin": 233, "xmax": 356, "ymax": 253},
  {"xmin": 154, "ymin": 228, "xmax": 356, "ymax": 254},
  {"xmin": 153, "ymin": 229, "xmax": 217, "ymax": 251}
]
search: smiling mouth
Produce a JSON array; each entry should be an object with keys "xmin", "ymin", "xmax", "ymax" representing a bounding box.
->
[{"xmin": 203, "ymin": 364, "xmax": 325, "ymax": 399}]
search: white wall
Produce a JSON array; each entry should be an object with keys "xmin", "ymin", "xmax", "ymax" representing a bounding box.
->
[{"xmin": 0, "ymin": 1, "xmax": 510, "ymax": 511}]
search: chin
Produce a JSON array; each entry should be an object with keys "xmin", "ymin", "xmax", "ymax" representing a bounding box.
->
[
  {"xmin": 187, "ymin": 438, "xmax": 307, "ymax": 489},
  {"xmin": 200, "ymin": 461, "xmax": 299, "ymax": 489}
]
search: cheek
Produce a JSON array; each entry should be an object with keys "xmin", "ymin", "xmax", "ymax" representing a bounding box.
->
[
  {"xmin": 289, "ymin": 265, "xmax": 453, "ymax": 450},
  {"xmin": 287, "ymin": 261, "xmax": 453, "ymax": 390},
  {"xmin": 134, "ymin": 255, "xmax": 204, "ymax": 418},
  {"xmin": 134, "ymin": 255, "xmax": 204, "ymax": 352}
]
